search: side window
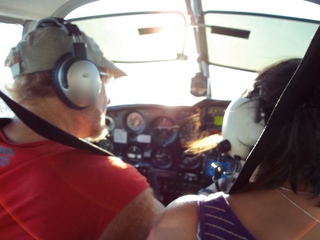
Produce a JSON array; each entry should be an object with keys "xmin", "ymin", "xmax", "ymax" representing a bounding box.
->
[{"xmin": 0, "ymin": 23, "xmax": 22, "ymax": 117}]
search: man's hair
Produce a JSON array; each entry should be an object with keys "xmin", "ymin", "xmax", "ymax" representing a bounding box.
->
[{"xmin": 5, "ymin": 47, "xmax": 56, "ymax": 102}]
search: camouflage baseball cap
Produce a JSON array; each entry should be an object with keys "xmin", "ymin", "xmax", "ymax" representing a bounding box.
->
[{"xmin": 7, "ymin": 22, "xmax": 126, "ymax": 78}]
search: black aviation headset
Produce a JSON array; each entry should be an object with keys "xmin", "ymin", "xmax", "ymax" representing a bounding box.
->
[{"xmin": 35, "ymin": 17, "xmax": 102, "ymax": 109}]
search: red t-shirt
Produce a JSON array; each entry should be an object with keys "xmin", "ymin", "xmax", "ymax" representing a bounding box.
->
[{"xmin": 0, "ymin": 131, "xmax": 149, "ymax": 239}]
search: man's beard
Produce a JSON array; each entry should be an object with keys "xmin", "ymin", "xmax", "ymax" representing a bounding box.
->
[
  {"xmin": 89, "ymin": 126, "xmax": 109, "ymax": 142},
  {"xmin": 84, "ymin": 112, "xmax": 109, "ymax": 143}
]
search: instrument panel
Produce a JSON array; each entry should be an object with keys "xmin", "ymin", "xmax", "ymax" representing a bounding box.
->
[{"xmin": 96, "ymin": 101, "xmax": 230, "ymax": 205}]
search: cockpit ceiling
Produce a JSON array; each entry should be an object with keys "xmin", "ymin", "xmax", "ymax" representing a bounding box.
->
[{"xmin": 0, "ymin": 0, "xmax": 97, "ymax": 22}]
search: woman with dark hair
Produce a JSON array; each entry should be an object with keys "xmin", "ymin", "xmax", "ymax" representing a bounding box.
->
[
  {"xmin": 146, "ymin": 56, "xmax": 320, "ymax": 239},
  {"xmin": 191, "ymin": 58, "xmax": 302, "ymax": 193},
  {"xmin": 186, "ymin": 59, "xmax": 301, "ymax": 156}
]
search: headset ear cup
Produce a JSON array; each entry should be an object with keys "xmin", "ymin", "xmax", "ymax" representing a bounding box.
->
[
  {"xmin": 52, "ymin": 53, "xmax": 101, "ymax": 109},
  {"xmin": 222, "ymin": 98, "xmax": 265, "ymax": 160},
  {"xmin": 52, "ymin": 53, "xmax": 81, "ymax": 109}
]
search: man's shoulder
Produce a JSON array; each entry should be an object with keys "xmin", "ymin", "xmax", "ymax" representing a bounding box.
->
[{"xmin": 66, "ymin": 151, "xmax": 132, "ymax": 170}]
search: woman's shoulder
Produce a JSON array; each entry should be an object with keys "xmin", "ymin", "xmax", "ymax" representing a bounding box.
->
[
  {"xmin": 147, "ymin": 192, "xmax": 229, "ymax": 240},
  {"xmin": 147, "ymin": 195, "xmax": 199, "ymax": 240}
]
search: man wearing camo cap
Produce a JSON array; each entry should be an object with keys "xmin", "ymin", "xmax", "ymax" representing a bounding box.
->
[{"xmin": 0, "ymin": 17, "xmax": 163, "ymax": 240}]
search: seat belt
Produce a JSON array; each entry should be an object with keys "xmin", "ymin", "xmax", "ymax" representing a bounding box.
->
[{"xmin": 0, "ymin": 90, "xmax": 113, "ymax": 156}]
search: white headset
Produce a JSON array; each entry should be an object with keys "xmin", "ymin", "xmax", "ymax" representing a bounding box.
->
[{"xmin": 221, "ymin": 97, "xmax": 265, "ymax": 160}]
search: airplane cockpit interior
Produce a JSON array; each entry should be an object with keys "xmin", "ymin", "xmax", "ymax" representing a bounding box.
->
[{"xmin": 0, "ymin": 0, "xmax": 320, "ymax": 206}]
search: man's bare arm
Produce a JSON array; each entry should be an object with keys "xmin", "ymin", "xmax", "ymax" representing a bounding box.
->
[{"xmin": 99, "ymin": 187, "xmax": 164, "ymax": 240}]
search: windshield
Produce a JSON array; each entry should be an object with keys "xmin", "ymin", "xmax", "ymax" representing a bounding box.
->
[
  {"xmin": 65, "ymin": 0, "xmax": 259, "ymax": 106},
  {"xmin": 1, "ymin": 0, "xmax": 320, "ymax": 108},
  {"xmin": 0, "ymin": 23, "xmax": 22, "ymax": 116}
]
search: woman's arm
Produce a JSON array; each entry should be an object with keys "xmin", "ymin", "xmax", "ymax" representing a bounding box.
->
[{"xmin": 146, "ymin": 195, "xmax": 200, "ymax": 240}]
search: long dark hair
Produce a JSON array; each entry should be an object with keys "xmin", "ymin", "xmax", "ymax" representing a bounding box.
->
[
  {"xmin": 250, "ymin": 59, "xmax": 320, "ymax": 196},
  {"xmin": 245, "ymin": 58, "xmax": 302, "ymax": 123}
]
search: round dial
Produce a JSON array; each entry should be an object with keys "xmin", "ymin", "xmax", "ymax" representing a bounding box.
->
[
  {"xmin": 150, "ymin": 117, "xmax": 178, "ymax": 146},
  {"xmin": 125, "ymin": 145, "xmax": 143, "ymax": 164},
  {"xmin": 105, "ymin": 116, "xmax": 115, "ymax": 132},
  {"xmin": 125, "ymin": 111, "xmax": 146, "ymax": 133},
  {"xmin": 179, "ymin": 152, "xmax": 201, "ymax": 170},
  {"xmin": 152, "ymin": 148, "xmax": 173, "ymax": 169}
]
